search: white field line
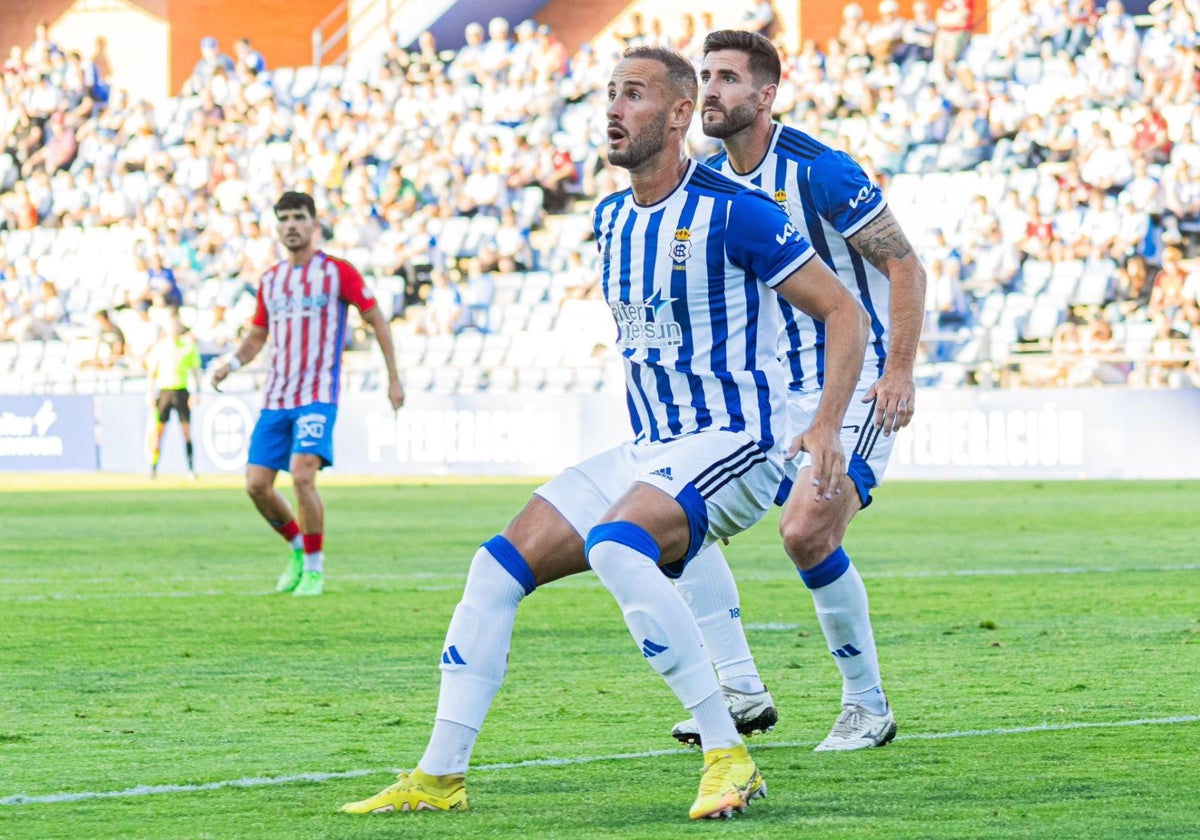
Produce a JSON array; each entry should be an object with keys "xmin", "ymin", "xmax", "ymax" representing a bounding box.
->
[
  {"xmin": 3, "ymin": 715, "xmax": 1198, "ymax": 807},
  {"xmin": 2, "ymin": 563, "xmax": 1197, "ymax": 603}
]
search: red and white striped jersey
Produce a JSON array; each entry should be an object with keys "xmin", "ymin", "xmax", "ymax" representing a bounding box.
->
[{"xmin": 251, "ymin": 252, "xmax": 378, "ymax": 409}]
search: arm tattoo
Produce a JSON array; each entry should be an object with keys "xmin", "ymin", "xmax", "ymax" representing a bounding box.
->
[{"xmin": 850, "ymin": 210, "xmax": 914, "ymax": 273}]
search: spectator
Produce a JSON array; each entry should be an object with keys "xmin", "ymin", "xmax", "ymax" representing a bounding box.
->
[
  {"xmin": 184, "ymin": 36, "xmax": 235, "ymax": 95},
  {"xmin": 82, "ymin": 308, "xmax": 127, "ymax": 369},
  {"xmin": 460, "ymin": 256, "xmax": 495, "ymax": 333},
  {"xmin": 962, "ymin": 219, "xmax": 1021, "ymax": 298},
  {"xmin": 896, "ymin": 0, "xmax": 938, "ymax": 68},
  {"xmin": 1018, "ymin": 195, "xmax": 1056, "ymax": 261},
  {"xmin": 234, "ymin": 37, "xmax": 267, "ymax": 79},
  {"xmin": 419, "ymin": 268, "xmax": 465, "ymax": 336},
  {"xmin": 934, "ymin": 0, "xmax": 975, "ymax": 66},
  {"xmin": 14, "ymin": 279, "xmax": 64, "ymax": 341},
  {"xmin": 1149, "ymin": 245, "xmax": 1189, "ymax": 316},
  {"xmin": 743, "ymin": 1, "xmax": 780, "ymax": 39}
]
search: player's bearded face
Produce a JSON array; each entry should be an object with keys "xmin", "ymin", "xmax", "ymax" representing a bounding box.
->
[
  {"xmin": 701, "ymin": 94, "xmax": 757, "ymax": 140},
  {"xmin": 278, "ymin": 211, "xmax": 315, "ymax": 252},
  {"xmin": 609, "ymin": 109, "xmax": 669, "ymax": 169}
]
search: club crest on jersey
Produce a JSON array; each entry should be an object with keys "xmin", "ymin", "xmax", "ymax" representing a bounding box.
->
[
  {"xmin": 668, "ymin": 227, "xmax": 692, "ymax": 266},
  {"xmin": 773, "ymin": 189, "xmax": 789, "ymax": 212}
]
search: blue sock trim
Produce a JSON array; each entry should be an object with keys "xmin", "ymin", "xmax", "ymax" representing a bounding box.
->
[
  {"xmin": 482, "ymin": 535, "xmax": 537, "ymax": 595},
  {"xmin": 799, "ymin": 547, "xmax": 851, "ymax": 590},
  {"xmin": 585, "ymin": 521, "xmax": 661, "ymax": 567}
]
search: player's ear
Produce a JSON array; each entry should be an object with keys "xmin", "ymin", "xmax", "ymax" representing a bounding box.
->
[
  {"xmin": 673, "ymin": 97, "xmax": 695, "ymax": 131},
  {"xmin": 759, "ymin": 82, "xmax": 777, "ymax": 112}
]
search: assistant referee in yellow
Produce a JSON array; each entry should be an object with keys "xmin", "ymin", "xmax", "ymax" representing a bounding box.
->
[{"xmin": 146, "ymin": 311, "xmax": 203, "ymax": 479}]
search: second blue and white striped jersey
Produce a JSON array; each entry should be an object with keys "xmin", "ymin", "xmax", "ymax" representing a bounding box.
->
[
  {"xmin": 593, "ymin": 160, "xmax": 817, "ymax": 450},
  {"xmin": 707, "ymin": 124, "xmax": 891, "ymax": 393}
]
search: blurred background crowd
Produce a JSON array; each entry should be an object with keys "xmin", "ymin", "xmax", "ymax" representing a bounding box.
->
[{"xmin": 0, "ymin": 0, "xmax": 1198, "ymax": 396}]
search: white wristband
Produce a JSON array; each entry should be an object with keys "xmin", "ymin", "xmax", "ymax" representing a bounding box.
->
[{"xmin": 223, "ymin": 354, "xmax": 242, "ymax": 372}]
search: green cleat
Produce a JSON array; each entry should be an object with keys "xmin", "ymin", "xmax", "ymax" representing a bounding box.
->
[
  {"xmin": 292, "ymin": 570, "xmax": 324, "ymax": 597},
  {"xmin": 275, "ymin": 550, "xmax": 303, "ymax": 593},
  {"xmin": 340, "ymin": 769, "xmax": 468, "ymax": 813}
]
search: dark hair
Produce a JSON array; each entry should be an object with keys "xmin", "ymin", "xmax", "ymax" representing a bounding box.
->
[
  {"xmin": 622, "ymin": 45, "xmax": 698, "ymax": 103},
  {"xmin": 273, "ymin": 191, "xmax": 316, "ymax": 218},
  {"xmin": 702, "ymin": 29, "xmax": 782, "ymax": 87}
]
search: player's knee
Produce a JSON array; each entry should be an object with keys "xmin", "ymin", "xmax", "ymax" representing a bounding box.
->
[
  {"xmin": 245, "ymin": 474, "xmax": 272, "ymax": 501},
  {"xmin": 779, "ymin": 517, "xmax": 839, "ymax": 569}
]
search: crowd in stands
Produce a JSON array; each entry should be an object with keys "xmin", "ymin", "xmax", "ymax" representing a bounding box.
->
[{"xmin": 0, "ymin": 0, "xmax": 1198, "ymax": 395}]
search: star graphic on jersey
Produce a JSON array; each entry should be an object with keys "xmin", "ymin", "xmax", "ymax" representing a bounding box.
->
[{"xmin": 645, "ymin": 289, "xmax": 675, "ymax": 318}]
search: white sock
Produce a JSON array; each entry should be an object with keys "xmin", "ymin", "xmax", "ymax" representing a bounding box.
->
[
  {"xmin": 290, "ymin": 535, "xmax": 304, "ymax": 551},
  {"xmin": 588, "ymin": 523, "xmax": 740, "ymax": 751},
  {"xmin": 303, "ymin": 551, "xmax": 323, "ymax": 573},
  {"xmin": 802, "ymin": 549, "xmax": 886, "ymax": 714},
  {"xmin": 419, "ymin": 539, "xmax": 530, "ymax": 775},
  {"xmin": 675, "ymin": 543, "xmax": 765, "ymax": 694}
]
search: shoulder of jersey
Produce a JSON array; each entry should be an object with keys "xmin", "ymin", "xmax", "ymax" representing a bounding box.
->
[
  {"xmin": 773, "ymin": 125, "xmax": 830, "ymax": 162},
  {"xmin": 595, "ymin": 188, "xmax": 633, "ymax": 215},
  {"xmin": 688, "ymin": 163, "xmax": 746, "ymax": 197}
]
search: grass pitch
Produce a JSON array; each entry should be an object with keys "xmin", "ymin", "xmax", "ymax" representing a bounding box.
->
[{"xmin": 1, "ymin": 476, "xmax": 1197, "ymax": 839}]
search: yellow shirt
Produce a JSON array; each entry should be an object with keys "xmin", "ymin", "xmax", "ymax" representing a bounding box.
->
[{"xmin": 150, "ymin": 336, "xmax": 201, "ymax": 391}]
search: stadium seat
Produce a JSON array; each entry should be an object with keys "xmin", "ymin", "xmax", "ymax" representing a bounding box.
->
[
  {"xmin": 1021, "ymin": 296, "xmax": 1064, "ymax": 341},
  {"xmin": 975, "ymin": 291, "xmax": 1006, "ymax": 328},
  {"xmin": 1121, "ymin": 320, "xmax": 1158, "ymax": 358},
  {"xmin": 456, "ymin": 366, "xmax": 485, "ymax": 394},
  {"xmin": 486, "ymin": 365, "xmax": 518, "ymax": 392},
  {"xmin": 429, "ymin": 366, "xmax": 460, "ymax": 395},
  {"xmin": 1020, "ymin": 259, "xmax": 1054, "ymax": 296},
  {"xmin": 515, "ymin": 366, "xmax": 547, "ymax": 393},
  {"xmin": 1073, "ymin": 260, "xmax": 1115, "ymax": 306},
  {"xmin": 288, "ymin": 65, "xmax": 320, "ymax": 102},
  {"xmin": 1046, "ymin": 260, "xmax": 1084, "ymax": 305},
  {"xmin": 405, "ymin": 365, "xmax": 435, "ymax": 392},
  {"xmin": 0, "ymin": 342, "xmax": 17, "ymax": 373}
]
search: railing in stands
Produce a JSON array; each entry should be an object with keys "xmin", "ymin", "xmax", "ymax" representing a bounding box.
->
[{"xmin": 312, "ymin": 0, "xmax": 400, "ymax": 66}]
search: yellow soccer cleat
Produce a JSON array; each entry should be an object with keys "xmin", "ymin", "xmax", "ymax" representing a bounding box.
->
[
  {"xmin": 340, "ymin": 769, "xmax": 468, "ymax": 814},
  {"xmin": 688, "ymin": 743, "xmax": 766, "ymax": 820}
]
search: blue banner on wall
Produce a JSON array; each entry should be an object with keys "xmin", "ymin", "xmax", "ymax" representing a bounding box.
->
[{"xmin": 0, "ymin": 395, "xmax": 96, "ymax": 472}]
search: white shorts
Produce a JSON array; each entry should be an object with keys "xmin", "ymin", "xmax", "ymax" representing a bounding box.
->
[
  {"xmin": 535, "ymin": 430, "xmax": 785, "ymax": 575},
  {"xmin": 782, "ymin": 384, "xmax": 896, "ymax": 508}
]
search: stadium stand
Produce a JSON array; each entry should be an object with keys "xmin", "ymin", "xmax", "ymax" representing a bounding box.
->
[{"xmin": 0, "ymin": 1, "xmax": 1198, "ymax": 397}]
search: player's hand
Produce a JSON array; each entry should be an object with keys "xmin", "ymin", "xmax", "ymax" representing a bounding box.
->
[
  {"xmin": 786, "ymin": 425, "xmax": 846, "ymax": 502},
  {"xmin": 388, "ymin": 379, "xmax": 405, "ymax": 411},
  {"xmin": 865, "ymin": 370, "xmax": 916, "ymax": 437},
  {"xmin": 210, "ymin": 363, "xmax": 230, "ymax": 392}
]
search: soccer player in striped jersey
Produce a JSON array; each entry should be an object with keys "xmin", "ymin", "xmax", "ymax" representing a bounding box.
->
[
  {"xmin": 211, "ymin": 191, "xmax": 404, "ymax": 597},
  {"xmin": 669, "ymin": 29, "xmax": 927, "ymax": 752},
  {"xmin": 341, "ymin": 46, "xmax": 868, "ymax": 821}
]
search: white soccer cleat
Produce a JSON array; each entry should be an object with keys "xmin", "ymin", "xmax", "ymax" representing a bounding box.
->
[
  {"xmin": 672, "ymin": 686, "xmax": 778, "ymax": 747},
  {"xmin": 814, "ymin": 704, "xmax": 897, "ymax": 751}
]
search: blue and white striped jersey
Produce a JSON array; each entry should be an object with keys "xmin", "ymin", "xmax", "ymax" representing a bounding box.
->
[
  {"xmin": 592, "ymin": 160, "xmax": 817, "ymax": 450},
  {"xmin": 707, "ymin": 124, "xmax": 891, "ymax": 393}
]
